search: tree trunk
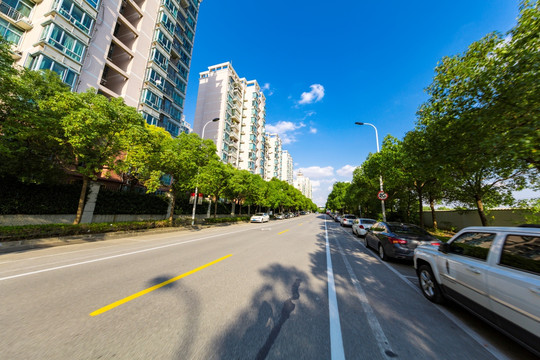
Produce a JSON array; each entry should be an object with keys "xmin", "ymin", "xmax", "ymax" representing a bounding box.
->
[
  {"xmin": 239, "ymin": 200, "xmax": 242, "ymax": 215},
  {"xmin": 429, "ymin": 195, "xmax": 438, "ymax": 231},
  {"xmin": 248, "ymin": 204, "xmax": 251, "ymax": 215},
  {"xmin": 73, "ymin": 176, "xmax": 89, "ymax": 225},
  {"xmin": 417, "ymin": 187, "xmax": 424, "ymax": 228},
  {"xmin": 168, "ymin": 190, "xmax": 176, "ymax": 222},
  {"xmin": 475, "ymin": 195, "xmax": 488, "ymax": 226},
  {"xmin": 214, "ymin": 200, "xmax": 218, "ymax": 218}
]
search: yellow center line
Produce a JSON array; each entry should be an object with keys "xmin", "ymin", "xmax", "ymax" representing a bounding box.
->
[
  {"xmin": 299, "ymin": 223, "xmax": 303, "ymax": 226},
  {"xmin": 278, "ymin": 229, "xmax": 290, "ymax": 235},
  {"xmin": 90, "ymin": 254, "xmax": 233, "ymax": 316}
]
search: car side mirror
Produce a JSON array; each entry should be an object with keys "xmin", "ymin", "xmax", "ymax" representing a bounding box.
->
[{"xmin": 439, "ymin": 243, "xmax": 449, "ymax": 253}]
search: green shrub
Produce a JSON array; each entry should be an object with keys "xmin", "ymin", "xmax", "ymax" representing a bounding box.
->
[
  {"xmin": 94, "ymin": 188, "xmax": 169, "ymax": 215},
  {"xmin": 203, "ymin": 216, "xmax": 250, "ymax": 224}
]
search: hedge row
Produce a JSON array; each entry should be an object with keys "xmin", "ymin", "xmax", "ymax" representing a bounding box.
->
[{"xmin": 94, "ymin": 188, "xmax": 169, "ymax": 215}]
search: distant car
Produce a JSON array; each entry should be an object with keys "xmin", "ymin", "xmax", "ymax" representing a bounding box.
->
[
  {"xmin": 250, "ymin": 213, "xmax": 269, "ymax": 223},
  {"xmin": 414, "ymin": 226, "xmax": 540, "ymax": 356},
  {"xmin": 340, "ymin": 214, "xmax": 357, "ymax": 227},
  {"xmin": 365, "ymin": 222, "xmax": 440, "ymax": 261},
  {"xmin": 352, "ymin": 218, "xmax": 377, "ymax": 237},
  {"xmin": 275, "ymin": 214, "xmax": 284, "ymax": 220},
  {"xmin": 335, "ymin": 214, "xmax": 342, "ymax": 223}
]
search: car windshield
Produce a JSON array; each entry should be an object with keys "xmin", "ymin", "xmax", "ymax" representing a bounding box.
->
[
  {"xmin": 362, "ymin": 220, "xmax": 377, "ymax": 225},
  {"xmin": 388, "ymin": 224, "xmax": 430, "ymax": 236},
  {"xmin": 254, "ymin": 213, "xmax": 265, "ymax": 216}
]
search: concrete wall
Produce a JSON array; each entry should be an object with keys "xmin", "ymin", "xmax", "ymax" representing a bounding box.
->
[{"xmin": 422, "ymin": 209, "xmax": 534, "ymax": 231}]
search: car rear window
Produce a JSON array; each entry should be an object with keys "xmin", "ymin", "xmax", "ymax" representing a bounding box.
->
[
  {"xmin": 345, "ymin": 215, "xmax": 356, "ymax": 219},
  {"xmin": 388, "ymin": 224, "xmax": 429, "ymax": 236},
  {"xmin": 499, "ymin": 234, "xmax": 540, "ymax": 275},
  {"xmin": 362, "ymin": 220, "xmax": 376, "ymax": 225}
]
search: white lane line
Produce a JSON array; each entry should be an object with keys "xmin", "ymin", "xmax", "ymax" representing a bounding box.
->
[
  {"xmin": 324, "ymin": 219, "xmax": 346, "ymax": 360},
  {"xmin": 333, "ymin": 234, "xmax": 396, "ymax": 359},
  {"xmin": 0, "ymin": 227, "xmax": 251, "ymax": 282},
  {"xmin": 335, "ymin": 225, "xmax": 510, "ymax": 360}
]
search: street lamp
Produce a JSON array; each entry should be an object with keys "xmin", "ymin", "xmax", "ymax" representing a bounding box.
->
[
  {"xmin": 192, "ymin": 117, "xmax": 219, "ymax": 225},
  {"xmin": 354, "ymin": 122, "xmax": 387, "ymax": 222}
]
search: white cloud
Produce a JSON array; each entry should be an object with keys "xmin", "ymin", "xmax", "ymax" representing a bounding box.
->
[
  {"xmin": 298, "ymin": 84, "xmax": 325, "ymax": 105},
  {"xmin": 336, "ymin": 165, "xmax": 357, "ymax": 178},
  {"xmin": 266, "ymin": 121, "xmax": 306, "ymax": 144},
  {"xmin": 262, "ymin": 83, "xmax": 274, "ymax": 96},
  {"xmin": 309, "ymin": 127, "xmax": 317, "ymax": 134},
  {"xmin": 311, "ymin": 180, "xmax": 320, "ymax": 188},
  {"xmin": 297, "ymin": 166, "xmax": 334, "ymax": 178}
]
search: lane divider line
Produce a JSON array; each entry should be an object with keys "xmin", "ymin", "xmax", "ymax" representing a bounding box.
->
[
  {"xmin": 324, "ymin": 219, "xmax": 346, "ymax": 359},
  {"xmin": 278, "ymin": 229, "xmax": 290, "ymax": 235},
  {"xmin": 90, "ymin": 254, "xmax": 233, "ymax": 316}
]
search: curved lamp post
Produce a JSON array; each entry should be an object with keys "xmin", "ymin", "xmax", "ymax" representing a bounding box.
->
[
  {"xmin": 355, "ymin": 122, "xmax": 387, "ymax": 222},
  {"xmin": 192, "ymin": 117, "xmax": 219, "ymax": 225}
]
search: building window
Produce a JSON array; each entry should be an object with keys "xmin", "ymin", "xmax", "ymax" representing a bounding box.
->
[
  {"xmin": 84, "ymin": 0, "xmax": 100, "ymax": 10},
  {"xmin": 27, "ymin": 53, "xmax": 78, "ymax": 89},
  {"xmin": 163, "ymin": 0, "xmax": 178, "ymax": 18},
  {"xmin": 54, "ymin": 0, "xmax": 94, "ymax": 35},
  {"xmin": 142, "ymin": 88, "xmax": 162, "ymax": 111},
  {"xmin": 159, "ymin": 11, "xmax": 175, "ymax": 36},
  {"xmin": 41, "ymin": 23, "xmax": 86, "ymax": 62},
  {"xmin": 155, "ymin": 29, "xmax": 172, "ymax": 52},
  {"xmin": 2, "ymin": 0, "xmax": 33, "ymax": 19},
  {"xmin": 146, "ymin": 68, "xmax": 165, "ymax": 91},
  {"xmin": 151, "ymin": 47, "xmax": 168, "ymax": 71},
  {"xmin": 142, "ymin": 112, "xmax": 159, "ymax": 126},
  {"xmin": 0, "ymin": 18, "xmax": 23, "ymax": 45}
]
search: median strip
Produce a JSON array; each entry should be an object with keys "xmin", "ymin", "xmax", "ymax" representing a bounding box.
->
[
  {"xmin": 90, "ymin": 254, "xmax": 233, "ymax": 316},
  {"xmin": 278, "ymin": 229, "xmax": 290, "ymax": 235}
]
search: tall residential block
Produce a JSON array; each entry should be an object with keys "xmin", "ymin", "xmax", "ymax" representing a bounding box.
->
[
  {"xmin": 264, "ymin": 133, "xmax": 281, "ymax": 181},
  {"xmin": 2, "ymin": 0, "xmax": 201, "ymax": 136},
  {"xmin": 194, "ymin": 62, "xmax": 267, "ymax": 176},
  {"xmin": 294, "ymin": 171, "xmax": 312, "ymax": 200},
  {"xmin": 281, "ymin": 150, "xmax": 293, "ymax": 184}
]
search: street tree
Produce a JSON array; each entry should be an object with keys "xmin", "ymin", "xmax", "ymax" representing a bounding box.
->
[
  {"xmin": 42, "ymin": 89, "xmax": 146, "ymax": 224},
  {"xmin": 198, "ymin": 160, "xmax": 235, "ymax": 217}
]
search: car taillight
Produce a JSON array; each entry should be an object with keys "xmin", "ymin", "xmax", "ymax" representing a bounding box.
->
[
  {"xmin": 359, "ymin": 225, "xmax": 364, "ymax": 229},
  {"xmin": 431, "ymin": 242, "xmax": 441, "ymax": 246},
  {"xmin": 389, "ymin": 237, "xmax": 407, "ymax": 245}
]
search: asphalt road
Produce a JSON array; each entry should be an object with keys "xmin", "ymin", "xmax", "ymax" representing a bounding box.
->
[{"xmin": 0, "ymin": 214, "xmax": 536, "ymax": 360}]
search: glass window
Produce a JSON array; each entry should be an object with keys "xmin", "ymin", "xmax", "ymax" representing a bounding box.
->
[
  {"xmin": 27, "ymin": 53, "xmax": 78, "ymax": 89},
  {"xmin": 388, "ymin": 224, "xmax": 430, "ymax": 236},
  {"xmin": 84, "ymin": 0, "xmax": 100, "ymax": 10},
  {"xmin": 0, "ymin": 18, "xmax": 23, "ymax": 45},
  {"xmin": 499, "ymin": 234, "xmax": 540, "ymax": 275},
  {"xmin": 142, "ymin": 89, "xmax": 162, "ymax": 111},
  {"xmin": 142, "ymin": 112, "xmax": 158, "ymax": 126},
  {"xmin": 55, "ymin": 0, "xmax": 94, "ymax": 35},
  {"xmin": 449, "ymin": 232, "xmax": 495, "ymax": 261},
  {"xmin": 155, "ymin": 29, "xmax": 172, "ymax": 52},
  {"xmin": 151, "ymin": 48, "xmax": 168, "ymax": 71},
  {"xmin": 4, "ymin": 0, "xmax": 33, "ymax": 18},
  {"xmin": 41, "ymin": 23, "xmax": 85, "ymax": 62},
  {"xmin": 147, "ymin": 68, "xmax": 164, "ymax": 91},
  {"xmin": 160, "ymin": 11, "xmax": 175, "ymax": 35}
]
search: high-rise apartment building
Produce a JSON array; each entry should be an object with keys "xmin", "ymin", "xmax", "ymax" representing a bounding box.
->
[
  {"xmin": 2, "ymin": 0, "xmax": 201, "ymax": 137},
  {"xmin": 281, "ymin": 150, "xmax": 293, "ymax": 184},
  {"xmin": 264, "ymin": 133, "xmax": 281, "ymax": 181},
  {"xmin": 294, "ymin": 171, "xmax": 312, "ymax": 200},
  {"xmin": 194, "ymin": 62, "xmax": 267, "ymax": 176}
]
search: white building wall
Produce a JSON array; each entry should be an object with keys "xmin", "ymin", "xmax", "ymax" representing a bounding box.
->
[
  {"xmin": 294, "ymin": 171, "xmax": 312, "ymax": 200},
  {"xmin": 281, "ymin": 150, "xmax": 293, "ymax": 184},
  {"xmin": 264, "ymin": 134, "xmax": 281, "ymax": 181}
]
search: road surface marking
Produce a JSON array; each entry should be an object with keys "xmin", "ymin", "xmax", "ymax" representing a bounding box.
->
[
  {"xmin": 278, "ymin": 229, "xmax": 290, "ymax": 235},
  {"xmin": 333, "ymin": 234, "xmax": 396, "ymax": 359},
  {"xmin": 338, "ymin": 226, "xmax": 510, "ymax": 360},
  {"xmin": 90, "ymin": 254, "xmax": 233, "ymax": 316},
  {"xmin": 0, "ymin": 228, "xmax": 249, "ymax": 281},
  {"xmin": 299, "ymin": 223, "xmax": 303, "ymax": 226},
  {"xmin": 324, "ymin": 219, "xmax": 346, "ymax": 359}
]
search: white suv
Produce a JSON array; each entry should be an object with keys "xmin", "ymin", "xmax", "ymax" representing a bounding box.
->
[{"xmin": 414, "ymin": 226, "xmax": 540, "ymax": 356}]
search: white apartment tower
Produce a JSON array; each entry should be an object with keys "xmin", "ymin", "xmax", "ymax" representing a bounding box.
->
[
  {"xmin": 194, "ymin": 62, "xmax": 267, "ymax": 176},
  {"xmin": 294, "ymin": 171, "xmax": 312, "ymax": 200},
  {"xmin": 281, "ymin": 150, "xmax": 293, "ymax": 184},
  {"xmin": 2, "ymin": 0, "xmax": 201, "ymax": 137},
  {"xmin": 264, "ymin": 133, "xmax": 281, "ymax": 181}
]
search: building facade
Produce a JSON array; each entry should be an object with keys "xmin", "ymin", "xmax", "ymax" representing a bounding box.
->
[
  {"xmin": 2, "ymin": 0, "xmax": 201, "ymax": 137},
  {"xmin": 280, "ymin": 150, "xmax": 293, "ymax": 184},
  {"xmin": 294, "ymin": 171, "xmax": 312, "ymax": 200},
  {"xmin": 264, "ymin": 133, "xmax": 281, "ymax": 181},
  {"xmin": 194, "ymin": 62, "xmax": 267, "ymax": 176}
]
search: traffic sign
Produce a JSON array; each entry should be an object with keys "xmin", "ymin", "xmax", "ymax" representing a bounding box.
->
[{"xmin": 377, "ymin": 191, "xmax": 388, "ymax": 201}]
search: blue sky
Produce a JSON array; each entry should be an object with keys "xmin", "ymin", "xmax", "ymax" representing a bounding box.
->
[{"xmin": 183, "ymin": 1, "xmax": 521, "ymax": 206}]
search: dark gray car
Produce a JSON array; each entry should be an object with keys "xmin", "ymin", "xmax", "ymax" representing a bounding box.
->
[{"xmin": 364, "ymin": 222, "xmax": 440, "ymax": 261}]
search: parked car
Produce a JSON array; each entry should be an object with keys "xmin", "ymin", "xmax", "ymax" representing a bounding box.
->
[
  {"xmin": 364, "ymin": 222, "xmax": 440, "ymax": 261},
  {"xmin": 340, "ymin": 214, "xmax": 357, "ymax": 227},
  {"xmin": 352, "ymin": 218, "xmax": 377, "ymax": 237},
  {"xmin": 275, "ymin": 214, "xmax": 284, "ymax": 220},
  {"xmin": 414, "ymin": 226, "xmax": 540, "ymax": 356},
  {"xmin": 335, "ymin": 214, "xmax": 342, "ymax": 223},
  {"xmin": 250, "ymin": 213, "xmax": 269, "ymax": 223}
]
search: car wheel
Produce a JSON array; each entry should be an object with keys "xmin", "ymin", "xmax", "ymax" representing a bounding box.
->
[
  {"xmin": 418, "ymin": 265, "xmax": 445, "ymax": 303},
  {"xmin": 378, "ymin": 244, "xmax": 388, "ymax": 261},
  {"xmin": 363, "ymin": 236, "xmax": 368, "ymax": 247}
]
